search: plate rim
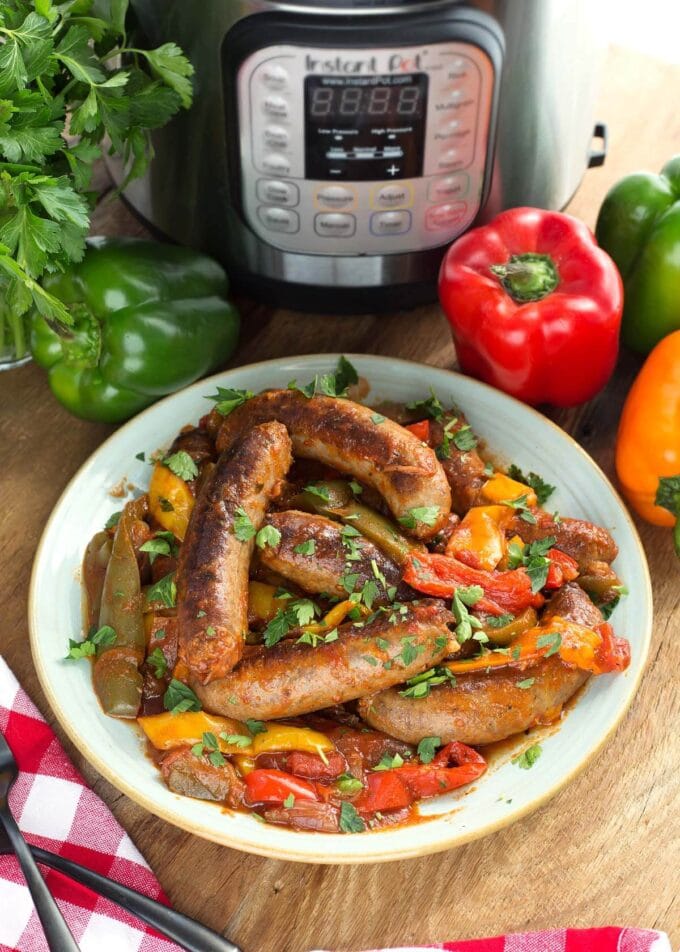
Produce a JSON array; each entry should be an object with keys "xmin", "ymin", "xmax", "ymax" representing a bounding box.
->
[{"xmin": 28, "ymin": 353, "xmax": 653, "ymax": 864}]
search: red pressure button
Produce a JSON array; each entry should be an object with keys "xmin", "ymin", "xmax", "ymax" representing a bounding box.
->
[{"xmin": 425, "ymin": 201, "xmax": 468, "ymax": 231}]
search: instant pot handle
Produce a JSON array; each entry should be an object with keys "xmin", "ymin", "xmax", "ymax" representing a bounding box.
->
[{"xmin": 588, "ymin": 122, "xmax": 608, "ymax": 168}]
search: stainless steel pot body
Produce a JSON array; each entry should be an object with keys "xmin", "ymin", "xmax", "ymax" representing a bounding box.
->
[{"xmin": 120, "ymin": 0, "xmax": 606, "ymax": 311}]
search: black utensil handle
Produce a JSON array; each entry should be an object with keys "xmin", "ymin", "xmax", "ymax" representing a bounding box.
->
[
  {"xmin": 30, "ymin": 844, "xmax": 241, "ymax": 952},
  {"xmin": 0, "ymin": 811, "xmax": 80, "ymax": 952}
]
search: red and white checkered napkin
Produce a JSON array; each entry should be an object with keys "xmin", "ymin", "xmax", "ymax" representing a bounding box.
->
[
  {"xmin": 341, "ymin": 930, "xmax": 672, "ymax": 952},
  {"xmin": 0, "ymin": 657, "xmax": 183, "ymax": 952}
]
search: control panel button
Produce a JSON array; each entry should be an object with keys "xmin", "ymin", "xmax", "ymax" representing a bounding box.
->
[
  {"xmin": 260, "ymin": 64, "xmax": 288, "ymax": 90},
  {"xmin": 262, "ymin": 95, "xmax": 289, "ymax": 119},
  {"xmin": 316, "ymin": 185, "xmax": 356, "ymax": 210},
  {"xmin": 261, "ymin": 153, "xmax": 291, "ymax": 176},
  {"xmin": 257, "ymin": 206, "xmax": 300, "ymax": 234},
  {"xmin": 263, "ymin": 125, "xmax": 289, "ymax": 149},
  {"xmin": 425, "ymin": 202, "xmax": 468, "ymax": 231},
  {"xmin": 372, "ymin": 183, "xmax": 413, "ymax": 209},
  {"xmin": 370, "ymin": 211, "xmax": 412, "ymax": 236},
  {"xmin": 256, "ymin": 179, "xmax": 299, "ymax": 207},
  {"xmin": 314, "ymin": 213, "xmax": 356, "ymax": 238},
  {"xmin": 428, "ymin": 173, "xmax": 470, "ymax": 203},
  {"xmin": 437, "ymin": 148, "xmax": 464, "ymax": 171}
]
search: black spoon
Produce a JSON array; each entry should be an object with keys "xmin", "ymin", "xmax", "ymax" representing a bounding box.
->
[{"xmin": 0, "ymin": 733, "xmax": 241, "ymax": 952}]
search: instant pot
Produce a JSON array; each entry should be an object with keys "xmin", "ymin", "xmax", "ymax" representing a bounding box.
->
[{"xmin": 120, "ymin": 0, "xmax": 608, "ymax": 312}]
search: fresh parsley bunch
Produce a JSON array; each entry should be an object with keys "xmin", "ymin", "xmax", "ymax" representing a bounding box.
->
[{"xmin": 0, "ymin": 0, "xmax": 193, "ymax": 360}]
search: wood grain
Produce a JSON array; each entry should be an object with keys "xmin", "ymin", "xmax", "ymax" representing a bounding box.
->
[{"xmin": 1, "ymin": 44, "xmax": 678, "ymax": 952}]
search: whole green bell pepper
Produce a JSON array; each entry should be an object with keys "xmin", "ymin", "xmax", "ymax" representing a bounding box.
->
[
  {"xmin": 595, "ymin": 155, "xmax": 680, "ymax": 353},
  {"xmin": 30, "ymin": 237, "xmax": 240, "ymax": 423}
]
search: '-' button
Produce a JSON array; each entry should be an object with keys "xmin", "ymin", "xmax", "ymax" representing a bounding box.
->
[
  {"xmin": 256, "ymin": 179, "xmax": 299, "ymax": 207},
  {"xmin": 314, "ymin": 213, "xmax": 356, "ymax": 238},
  {"xmin": 370, "ymin": 210, "xmax": 412, "ymax": 236},
  {"xmin": 425, "ymin": 201, "xmax": 468, "ymax": 231},
  {"xmin": 257, "ymin": 206, "xmax": 300, "ymax": 234}
]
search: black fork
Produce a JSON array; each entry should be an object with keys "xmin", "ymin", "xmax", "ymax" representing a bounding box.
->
[{"xmin": 0, "ymin": 730, "xmax": 80, "ymax": 950}]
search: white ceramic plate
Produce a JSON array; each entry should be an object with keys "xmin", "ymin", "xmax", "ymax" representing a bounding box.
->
[{"xmin": 30, "ymin": 355, "xmax": 652, "ymax": 864}]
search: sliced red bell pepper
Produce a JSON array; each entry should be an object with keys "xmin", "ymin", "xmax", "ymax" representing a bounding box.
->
[
  {"xmin": 544, "ymin": 549, "xmax": 580, "ymax": 590},
  {"xmin": 438, "ymin": 207, "xmax": 623, "ymax": 407},
  {"xmin": 594, "ymin": 622, "xmax": 631, "ymax": 673},
  {"xmin": 353, "ymin": 742, "xmax": 486, "ymax": 813},
  {"xmin": 244, "ymin": 769, "xmax": 319, "ymax": 806},
  {"xmin": 404, "ymin": 419, "xmax": 431, "ymax": 442},
  {"xmin": 255, "ymin": 750, "xmax": 347, "ymax": 781},
  {"xmin": 404, "ymin": 552, "xmax": 543, "ymax": 615}
]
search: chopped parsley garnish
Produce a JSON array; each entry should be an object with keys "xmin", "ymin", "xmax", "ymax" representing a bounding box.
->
[
  {"xmin": 296, "ymin": 628, "xmax": 339, "ymax": 647},
  {"xmin": 485, "ymin": 613, "xmax": 515, "ymax": 629},
  {"xmin": 417, "ymin": 736, "xmax": 441, "ymax": 764},
  {"xmin": 105, "ymin": 510, "xmax": 122, "ymax": 530},
  {"xmin": 163, "ymin": 450, "xmax": 198, "ymax": 482},
  {"xmin": 263, "ymin": 598, "xmax": 320, "ymax": 647},
  {"xmin": 599, "ymin": 585, "xmax": 628, "ymax": 620},
  {"xmin": 303, "ymin": 483, "xmax": 331, "ymax": 502},
  {"xmin": 233, "ymin": 507, "xmax": 256, "ymax": 541},
  {"xmin": 135, "ymin": 452, "xmax": 146, "ymax": 462},
  {"xmin": 371, "ymin": 413, "xmax": 386, "ymax": 424},
  {"xmin": 206, "ymin": 387, "xmax": 254, "ymax": 417},
  {"xmin": 513, "ymin": 743, "xmax": 542, "ymax": 770},
  {"xmin": 289, "ymin": 356, "xmax": 359, "ymax": 399},
  {"xmin": 159, "ymin": 497, "xmax": 174, "ymax": 512},
  {"xmin": 147, "ymin": 646, "xmax": 168, "ymax": 679},
  {"xmin": 373, "ymin": 752, "xmax": 404, "ymax": 771},
  {"xmin": 500, "ymin": 493, "xmax": 537, "ymax": 524},
  {"xmin": 255, "ymin": 525, "xmax": 281, "ymax": 550},
  {"xmin": 399, "ymin": 666, "xmax": 456, "ymax": 699},
  {"xmin": 146, "ymin": 572, "xmax": 177, "ymax": 608},
  {"xmin": 336, "ymin": 774, "xmax": 364, "ymax": 795},
  {"xmin": 452, "ymin": 424, "xmax": 478, "ymax": 451},
  {"xmin": 349, "ymin": 480, "xmax": 363, "ymax": 496},
  {"xmin": 397, "ymin": 636, "xmax": 424, "ymax": 666},
  {"xmin": 398, "ymin": 506, "xmax": 440, "ymax": 530},
  {"xmin": 140, "ymin": 530, "xmax": 178, "ymax": 564},
  {"xmin": 507, "ymin": 465, "xmax": 556, "ymax": 505},
  {"xmin": 219, "ymin": 732, "xmax": 252, "ymax": 748},
  {"xmin": 245, "ymin": 719, "xmax": 267, "ymax": 736},
  {"xmin": 65, "ymin": 624, "xmax": 116, "ymax": 660},
  {"xmin": 536, "ymin": 631, "xmax": 562, "ymax": 657},
  {"xmin": 294, "ymin": 539, "xmax": 316, "ymax": 556},
  {"xmin": 516, "ymin": 677, "xmax": 535, "ymax": 690},
  {"xmin": 407, "ymin": 389, "xmax": 445, "ymax": 422},
  {"xmin": 339, "ymin": 801, "xmax": 365, "ymax": 833},
  {"xmin": 507, "ymin": 537, "xmax": 556, "ymax": 593},
  {"xmin": 452, "ymin": 585, "xmax": 484, "ymax": 643},
  {"xmin": 192, "ymin": 732, "xmax": 226, "ymax": 766},
  {"xmin": 283, "ymin": 794, "xmax": 295, "ymax": 809},
  {"xmin": 164, "ymin": 679, "xmax": 201, "ymax": 715}
]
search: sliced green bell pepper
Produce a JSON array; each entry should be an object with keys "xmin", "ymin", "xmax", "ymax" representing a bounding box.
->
[
  {"xmin": 595, "ymin": 155, "xmax": 680, "ymax": 353},
  {"xmin": 29, "ymin": 238, "xmax": 240, "ymax": 422}
]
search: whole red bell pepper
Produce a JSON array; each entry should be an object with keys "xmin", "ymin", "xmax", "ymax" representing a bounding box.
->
[{"xmin": 438, "ymin": 208, "xmax": 623, "ymax": 407}]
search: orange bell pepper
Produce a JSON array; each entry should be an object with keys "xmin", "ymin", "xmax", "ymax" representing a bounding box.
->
[
  {"xmin": 615, "ymin": 330, "xmax": 680, "ymax": 556},
  {"xmin": 148, "ymin": 462, "xmax": 195, "ymax": 541},
  {"xmin": 481, "ymin": 472, "xmax": 538, "ymax": 508},
  {"xmin": 445, "ymin": 505, "xmax": 510, "ymax": 570}
]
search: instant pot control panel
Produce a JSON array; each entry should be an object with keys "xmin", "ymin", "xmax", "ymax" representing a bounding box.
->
[{"xmin": 225, "ymin": 11, "xmax": 504, "ymax": 257}]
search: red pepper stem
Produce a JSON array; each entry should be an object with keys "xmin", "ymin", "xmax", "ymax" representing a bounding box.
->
[{"xmin": 490, "ymin": 253, "xmax": 560, "ymax": 303}]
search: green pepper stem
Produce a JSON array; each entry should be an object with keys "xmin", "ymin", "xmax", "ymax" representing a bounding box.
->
[{"xmin": 490, "ymin": 253, "xmax": 560, "ymax": 303}]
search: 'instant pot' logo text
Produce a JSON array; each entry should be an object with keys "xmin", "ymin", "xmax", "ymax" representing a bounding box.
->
[{"xmin": 304, "ymin": 53, "xmax": 422, "ymax": 74}]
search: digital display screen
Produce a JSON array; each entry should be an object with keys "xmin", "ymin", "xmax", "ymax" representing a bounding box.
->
[{"xmin": 304, "ymin": 73, "xmax": 428, "ymax": 181}]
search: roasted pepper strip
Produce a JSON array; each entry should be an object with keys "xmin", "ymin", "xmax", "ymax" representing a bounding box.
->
[
  {"xmin": 244, "ymin": 770, "xmax": 319, "ymax": 806},
  {"xmin": 148, "ymin": 462, "xmax": 195, "ymax": 541},
  {"xmin": 250, "ymin": 725, "xmax": 334, "ymax": 758},
  {"xmin": 615, "ymin": 330, "xmax": 680, "ymax": 556},
  {"xmin": 445, "ymin": 505, "xmax": 510, "ymax": 570},
  {"xmin": 404, "ymin": 551, "xmax": 543, "ymax": 615},
  {"xmin": 138, "ymin": 711, "xmax": 252, "ymax": 753},
  {"xmin": 95, "ymin": 498, "xmax": 147, "ymax": 717}
]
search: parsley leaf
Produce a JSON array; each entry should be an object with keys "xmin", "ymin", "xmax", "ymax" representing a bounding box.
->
[
  {"xmin": 147, "ymin": 646, "xmax": 168, "ymax": 679},
  {"xmin": 336, "ymin": 774, "xmax": 364, "ymax": 795},
  {"xmin": 139, "ymin": 530, "xmax": 177, "ymax": 564},
  {"xmin": 164, "ymin": 679, "xmax": 201, "ymax": 715},
  {"xmin": 507, "ymin": 537, "xmax": 556, "ymax": 593},
  {"xmin": 339, "ymin": 801, "xmax": 365, "ymax": 833},
  {"xmin": 303, "ymin": 483, "xmax": 331, "ymax": 502},
  {"xmin": 283, "ymin": 793, "xmax": 295, "ymax": 809},
  {"xmin": 293, "ymin": 539, "xmax": 316, "ymax": 556},
  {"xmin": 206, "ymin": 387, "xmax": 254, "ymax": 417},
  {"xmin": 417, "ymin": 736, "xmax": 441, "ymax": 764},
  {"xmin": 245, "ymin": 719, "xmax": 267, "ymax": 736},
  {"xmin": 513, "ymin": 743, "xmax": 542, "ymax": 770},
  {"xmin": 233, "ymin": 507, "xmax": 256, "ymax": 542},
  {"xmin": 105, "ymin": 510, "xmax": 122, "ymax": 530},
  {"xmin": 507, "ymin": 465, "xmax": 556, "ymax": 505},
  {"xmin": 289, "ymin": 356, "xmax": 359, "ymax": 399},
  {"xmin": 163, "ymin": 450, "xmax": 198, "ymax": 482},
  {"xmin": 485, "ymin": 613, "xmax": 515, "ymax": 629},
  {"xmin": 255, "ymin": 524, "xmax": 281, "ymax": 550},
  {"xmin": 146, "ymin": 572, "xmax": 177, "ymax": 609},
  {"xmin": 500, "ymin": 493, "xmax": 537, "ymax": 524},
  {"xmin": 263, "ymin": 598, "xmax": 320, "ymax": 647},
  {"xmin": 398, "ymin": 665, "xmax": 456, "ymax": 699},
  {"xmin": 536, "ymin": 631, "xmax": 562, "ymax": 657},
  {"xmin": 452, "ymin": 424, "xmax": 478, "ymax": 451},
  {"xmin": 398, "ymin": 506, "xmax": 440, "ymax": 530},
  {"xmin": 219, "ymin": 732, "xmax": 252, "ymax": 748},
  {"xmin": 371, "ymin": 413, "xmax": 386, "ymax": 425},
  {"xmin": 516, "ymin": 677, "xmax": 535, "ymax": 690},
  {"xmin": 407, "ymin": 388, "xmax": 444, "ymax": 422},
  {"xmin": 372, "ymin": 752, "xmax": 404, "ymax": 771},
  {"xmin": 65, "ymin": 624, "xmax": 116, "ymax": 660},
  {"xmin": 452, "ymin": 586, "xmax": 483, "ymax": 642}
]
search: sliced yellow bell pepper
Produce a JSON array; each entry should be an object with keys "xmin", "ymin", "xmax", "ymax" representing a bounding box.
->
[
  {"xmin": 138, "ymin": 710, "xmax": 254, "ymax": 754},
  {"xmin": 482, "ymin": 473, "xmax": 538, "ymax": 508},
  {"xmin": 250, "ymin": 724, "xmax": 334, "ymax": 757},
  {"xmin": 148, "ymin": 462, "xmax": 195, "ymax": 541},
  {"xmin": 445, "ymin": 505, "xmax": 509, "ymax": 570},
  {"xmin": 233, "ymin": 754, "xmax": 256, "ymax": 776},
  {"xmin": 248, "ymin": 581, "xmax": 291, "ymax": 625},
  {"xmin": 301, "ymin": 599, "xmax": 369, "ymax": 635}
]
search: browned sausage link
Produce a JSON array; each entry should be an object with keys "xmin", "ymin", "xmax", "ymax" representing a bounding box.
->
[
  {"xmin": 506, "ymin": 511, "xmax": 618, "ymax": 568},
  {"xmin": 176, "ymin": 421, "xmax": 293, "ymax": 684},
  {"xmin": 168, "ymin": 425, "xmax": 216, "ymax": 466},
  {"xmin": 429, "ymin": 412, "xmax": 488, "ymax": 515},
  {"xmin": 215, "ymin": 390, "xmax": 451, "ymax": 539},
  {"xmin": 358, "ymin": 583, "xmax": 603, "ymax": 746},
  {"xmin": 193, "ymin": 600, "xmax": 456, "ymax": 720},
  {"xmin": 256, "ymin": 510, "xmax": 412, "ymax": 602}
]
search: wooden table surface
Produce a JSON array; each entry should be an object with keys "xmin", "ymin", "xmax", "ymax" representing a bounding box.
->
[{"xmin": 2, "ymin": 44, "xmax": 679, "ymax": 952}]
